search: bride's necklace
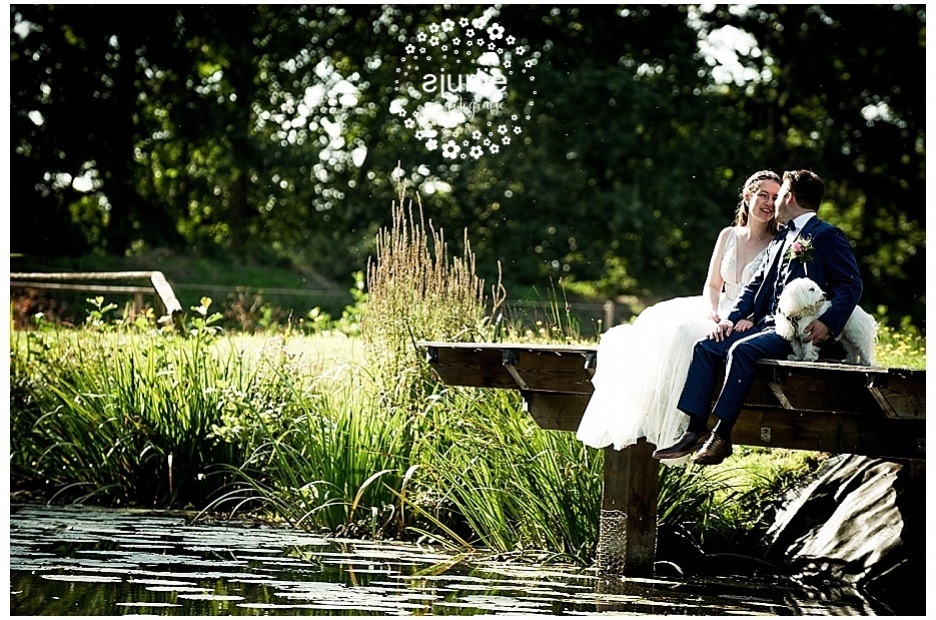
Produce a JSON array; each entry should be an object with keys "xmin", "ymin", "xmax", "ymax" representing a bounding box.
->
[{"xmin": 746, "ymin": 229, "xmax": 772, "ymax": 243}]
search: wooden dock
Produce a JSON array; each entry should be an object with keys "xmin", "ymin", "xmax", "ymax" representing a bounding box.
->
[{"xmin": 419, "ymin": 341, "xmax": 925, "ymax": 574}]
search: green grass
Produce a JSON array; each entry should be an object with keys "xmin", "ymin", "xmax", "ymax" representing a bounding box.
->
[
  {"xmin": 10, "ymin": 281, "xmax": 925, "ymax": 563},
  {"xmin": 874, "ymin": 323, "xmax": 926, "ymax": 369},
  {"xmin": 10, "ymin": 313, "xmax": 924, "ymax": 566}
]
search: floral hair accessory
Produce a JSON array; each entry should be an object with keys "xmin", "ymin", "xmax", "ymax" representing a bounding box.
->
[{"xmin": 785, "ymin": 236, "xmax": 815, "ymax": 264}]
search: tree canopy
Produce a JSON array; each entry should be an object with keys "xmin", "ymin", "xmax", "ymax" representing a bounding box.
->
[{"xmin": 10, "ymin": 5, "xmax": 925, "ymax": 326}]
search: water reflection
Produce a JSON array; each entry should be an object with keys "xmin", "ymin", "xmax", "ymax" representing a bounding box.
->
[{"xmin": 10, "ymin": 503, "xmax": 891, "ymax": 615}]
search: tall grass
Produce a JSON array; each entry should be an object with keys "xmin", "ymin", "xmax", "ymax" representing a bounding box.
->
[
  {"xmin": 414, "ymin": 387, "xmax": 603, "ymax": 559},
  {"xmin": 10, "ymin": 306, "xmax": 314, "ymax": 507},
  {"xmin": 362, "ymin": 187, "xmax": 505, "ymax": 404},
  {"xmin": 205, "ymin": 364, "xmax": 421, "ymax": 535}
]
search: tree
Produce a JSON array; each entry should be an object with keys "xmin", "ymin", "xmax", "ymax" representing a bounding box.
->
[
  {"xmin": 703, "ymin": 4, "xmax": 926, "ymax": 325},
  {"xmin": 10, "ymin": 5, "xmax": 925, "ymax": 326}
]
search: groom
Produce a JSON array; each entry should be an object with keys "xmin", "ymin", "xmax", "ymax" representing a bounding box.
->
[{"xmin": 653, "ymin": 169, "xmax": 864, "ymax": 465}]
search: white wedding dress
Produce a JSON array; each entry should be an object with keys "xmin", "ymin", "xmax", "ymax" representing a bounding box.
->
[{"xmin": 576, "ymin": 227, "xmax": 768, "ymax": 464}]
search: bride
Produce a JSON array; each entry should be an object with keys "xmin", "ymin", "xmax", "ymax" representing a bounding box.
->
[{"xmin": 576, "ymin": 170, "xmax": 781, "ymax": 464}]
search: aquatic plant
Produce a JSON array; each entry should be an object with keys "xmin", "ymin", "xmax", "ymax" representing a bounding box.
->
[
  {"xmin": 10, "ymin": 302, "xmax": 307, "ymax": 507},
  {"xmin": 411, "ymin": 386, "xmax": 602, "ymax": 561},
  {"xmin": 203, "ymin": 364, "xmax": 422, "ymax": 537}
]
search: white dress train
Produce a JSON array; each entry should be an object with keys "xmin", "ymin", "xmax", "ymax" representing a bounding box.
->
[{"xmin": 576, "ymin": 228, "xmax": 768, "ymax": 464}]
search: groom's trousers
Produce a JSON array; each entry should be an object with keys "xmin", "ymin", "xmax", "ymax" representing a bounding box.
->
[{"xmin": 677, "ymin": 324, "xmax": 792, "ymax": 425}]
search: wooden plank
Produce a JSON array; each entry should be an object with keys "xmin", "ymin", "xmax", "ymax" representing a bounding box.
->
[
  {"xmin": 425, "ymin": 344, "xmax": 594, "ymax": 394},
  {"xmin": 520, "ymin": 392, "xmax": 924, "ymax": 460},
  {"xmin": 421, "ymin": 342, "xmax": 925, "ymax": 421},
  {"xmin": 864, "ymin": 372, "xmax": 926, "ymax": 420},
  {"xmin": 420, "ymin": 341, "xmax": 598, "ymax": 354},
  {"xmin": 500, "ymin": 349, "xmax": 594, "ymax": 394},
  {"xmin": 523, "ymin": 392, "xmax": 591, "ymax": 431},
  {"xmin": 731, "ymin": 406, "xmax": 925, "ymax": 460},
  {"xmin": 425, "ymin": 345, "xmax": 518, "ymax": 389}
]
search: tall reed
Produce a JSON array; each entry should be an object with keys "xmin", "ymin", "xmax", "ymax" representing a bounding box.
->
[
  {"xmin": 10, "ymin": 312, "xmax": 309, "ymax": 507},
  {"xmin": 415, "ymin": 386, "xmax": 603, "ymax": 560},
  {"xmin": 362, "ymin": 186, "xmax": 505, "ymax": 404},
  {"xmin": 204, "ymin": 363, "xmax": 422, "ymax": 536}
]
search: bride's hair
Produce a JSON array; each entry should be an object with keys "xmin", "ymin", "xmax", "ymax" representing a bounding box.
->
[{"xmin": 735, "ymin": 169, "xmax": 781, "ymax": 233}]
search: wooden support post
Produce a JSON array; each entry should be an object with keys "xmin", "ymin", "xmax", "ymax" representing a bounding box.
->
[{"xmin": 598, "ymin": 439, "xmax": 659, "ymax": 575}]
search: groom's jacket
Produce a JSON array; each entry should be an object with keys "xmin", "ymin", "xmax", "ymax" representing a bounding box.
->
[{"xmin": 726, "ymin": 216, "xmax": 863, "ymax": 338}]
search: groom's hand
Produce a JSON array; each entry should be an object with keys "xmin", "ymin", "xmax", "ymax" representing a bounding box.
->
[{"xmin": 803, "ymin": 319, "xmax": 830, "ymax": 344}]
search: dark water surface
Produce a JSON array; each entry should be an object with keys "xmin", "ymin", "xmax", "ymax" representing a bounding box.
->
[{"xmin": 10, "ymin": 503, "xmax": 888, "ymax": 615}]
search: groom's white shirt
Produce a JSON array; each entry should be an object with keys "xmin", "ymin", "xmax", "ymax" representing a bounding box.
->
[{"xmin": 783, "ymin": 212, "xmax": 816, "ymax": 251}]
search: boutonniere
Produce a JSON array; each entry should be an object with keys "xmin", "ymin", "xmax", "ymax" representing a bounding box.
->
[{"xmin": 785, "ymin": 236, "xmax": 815, "ymax": 264}]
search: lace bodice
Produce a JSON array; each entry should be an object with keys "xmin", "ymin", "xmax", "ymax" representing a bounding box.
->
[{"xmin": 718, "ymin": 227, "xmax": 767, "ymax": 315}]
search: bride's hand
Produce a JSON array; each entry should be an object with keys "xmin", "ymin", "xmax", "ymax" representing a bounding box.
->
[
  {"xmin": 733, "ymin": 319, "xmax": 754, "ymax": 333},
  {"xmin": 708, "ymin": 320, "xmax": 733, "ymax": 342},
  {"xmin": 707, "ymin": 311, "xmax": 721, "ymax": 323}
]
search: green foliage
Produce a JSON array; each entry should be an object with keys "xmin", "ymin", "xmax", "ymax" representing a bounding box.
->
[
  {"xmin": 10, "ymin": 307, "xmax": 308, "ymax": 506},
  {"xmin": 11, "ymin": 284, "xmax": 925, "ymax": 561},
  {"xmin": 205, "ymin": 364, "xmax": 419, "ymax": 537},
  {"xmin": 11, "ymin": 5, "xmax": 925, "ymax": 327},
  {"xmin": 415, "ymin": 387, "xmax": 602, "ymax": 560},
  {"xmin": 11, "ymin": 321, "xmax": 839, "ymax": 564}
]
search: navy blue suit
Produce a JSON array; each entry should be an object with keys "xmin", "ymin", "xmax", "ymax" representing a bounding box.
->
[{"xmin": 677, "ymin": 215, "xmax": 863, "ymax": 425}]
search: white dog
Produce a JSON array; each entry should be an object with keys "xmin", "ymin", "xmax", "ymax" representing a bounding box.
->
[{"xmin": 775, "ymin": 277, "xmax": 878, "ymax": 365}]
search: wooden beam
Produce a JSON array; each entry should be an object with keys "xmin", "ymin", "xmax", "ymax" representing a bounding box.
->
[
  {"xmin": 520, "ymin": 391, "xmax": 924, "ymax": 460},
  {"xmin": 502, "ymin": 350, "xmax": 530, "ymax": 391},
  {"xmin": 420, "ymin": 342, "xmax": 925, "ymax": 426},
  {"xmin": 523, "ymin": 392, "xmax": 591, "ymax": 431},
  {"xmin": 425, "ymin": 344, "xmax": 595, "ymax": 393}
]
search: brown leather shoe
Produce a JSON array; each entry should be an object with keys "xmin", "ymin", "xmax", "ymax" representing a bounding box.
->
[
  {"xmin": 692, "ymin": 434, "xmax": 733, "ymax": 465},
  {"xmin": 652, "ymin": 431, "xmax": 707, "ymax": 460}
]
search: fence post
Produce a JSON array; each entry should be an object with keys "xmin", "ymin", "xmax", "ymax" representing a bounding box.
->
[{"xmin": 603, "ymin": 300, "xmax": 615, "ymax": 328}]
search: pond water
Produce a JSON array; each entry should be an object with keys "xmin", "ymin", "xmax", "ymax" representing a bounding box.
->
[{"xmin": 10, "ymin": 503, "xmax": 889, "ymax": 616}]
